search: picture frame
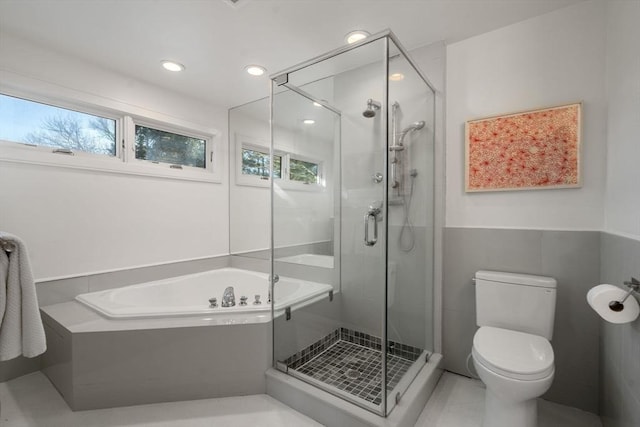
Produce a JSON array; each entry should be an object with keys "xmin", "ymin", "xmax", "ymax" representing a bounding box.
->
[{"xmin": 465, "ymin": 103, "xmax": 581, "ymax": 192}]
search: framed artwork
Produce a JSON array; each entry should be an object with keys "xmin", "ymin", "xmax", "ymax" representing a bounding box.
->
[{"xmin": 465, "ymin": 103, "xmax": 581, "ymax": 192}]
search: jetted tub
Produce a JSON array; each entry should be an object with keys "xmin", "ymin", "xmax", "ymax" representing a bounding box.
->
[{"xmin": 75, "ymin": 267, "xmax": 333, "ymax": 319}]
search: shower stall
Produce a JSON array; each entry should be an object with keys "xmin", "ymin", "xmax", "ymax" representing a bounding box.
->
[{"xmin": 269, "ymin": 30, "xmax": 436, "ymax": 418}]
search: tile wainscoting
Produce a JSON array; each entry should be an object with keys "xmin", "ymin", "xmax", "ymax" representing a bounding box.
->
[
  {"xmin": 443, "ymin": 227, "xmax": 601, "ymax": 413},
  {"xmin": 600, "ymin": 233, "xmax": 640, "ymax": 427}
]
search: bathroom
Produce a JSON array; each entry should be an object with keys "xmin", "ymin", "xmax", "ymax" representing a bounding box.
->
[{"xmin": 0, "ymin": 0, "xmax": 638, "ymax": 426}]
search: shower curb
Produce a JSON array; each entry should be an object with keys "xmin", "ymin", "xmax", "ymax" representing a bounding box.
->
[{"xmin": 266, "ymin": 353, "xmax": 443, "ymax": 427}]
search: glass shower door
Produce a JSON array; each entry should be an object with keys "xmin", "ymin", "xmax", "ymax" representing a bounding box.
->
[
  {"xmin": 384, "ymin": 39, "xmax": 435, "ymax": 414},
  {"xmin": 271, "ymin": 37, "xmax": 390, "ymax": 416}
]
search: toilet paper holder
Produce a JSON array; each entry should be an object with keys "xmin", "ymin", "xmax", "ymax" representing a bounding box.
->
[
  {"xmin": 623, "ymin": 277, "xmax": 639, "ymax": 289},
  {"xmin": 610, "ymin": 277, "xmax": 639, "ymax": 312}
]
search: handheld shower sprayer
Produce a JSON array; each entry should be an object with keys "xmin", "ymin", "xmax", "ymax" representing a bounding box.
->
[
  {"xmin": 389, "ymin": 121, "xmax": 426, "ymax": 151},
  {"xmin": 398, "ymin": 121, "xmax": 425, "ymax": 144},
  {"xmin": 363, "ymin": 99, "xmax": 381, "ymax": 118}
]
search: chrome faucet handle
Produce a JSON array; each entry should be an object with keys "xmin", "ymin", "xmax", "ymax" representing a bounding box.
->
[
  {"xmin": 240, "ymin": 296, "xmax": 248, "ymax": 306},
  {"xmin": 253, "ymin": 294, "xmax": 262, "ymax": 305},
  {"xmin": 208, "ymin": 297, "xmax": 217, "ymax": 308},
  {"xmin": 222, "ymin": 286, "xmax": 236, "ymax": 307}
]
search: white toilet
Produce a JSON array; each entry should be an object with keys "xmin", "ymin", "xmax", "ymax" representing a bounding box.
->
[{"xmin": 472, "ymin": 270, "xmax": 557, "ymax": 427}]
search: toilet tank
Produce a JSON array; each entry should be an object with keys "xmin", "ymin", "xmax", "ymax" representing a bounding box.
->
[{"xmin": 475, "ymin": 270, "xmax": 557, "ymax": 340}]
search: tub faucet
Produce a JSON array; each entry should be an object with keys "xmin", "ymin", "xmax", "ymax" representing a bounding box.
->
[{"xmin": 222, "ymin": 286, "xmax": 235, "ymax": 307}]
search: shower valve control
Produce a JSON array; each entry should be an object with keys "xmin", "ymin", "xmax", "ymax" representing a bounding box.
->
[
  {"xmin": 208, "ymin": 297, "xmax": 218, "ymax": 308},
  {"xmin": 240, "ymin": 296, "xmax": 248, "ymax": 306},
  {"xmin": 253, "ymin": 294, "xmax": 262, "ymax": 305},
  {"xmin": 372, "ymin": 172, "xmax": 383, "ymax": 184}
]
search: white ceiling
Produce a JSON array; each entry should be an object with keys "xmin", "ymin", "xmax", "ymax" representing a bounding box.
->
[{"xmin": 0, "ymin": 0, "xmax": 584, "ymax": 109}]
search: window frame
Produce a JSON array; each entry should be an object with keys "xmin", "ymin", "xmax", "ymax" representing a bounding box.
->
[
  {"xmin": 235, "ymin": 134, "xmax": 324, "ymax": 191},
  {"xmin": 0, "ymin": 91, "xmax": 124, "ymax": 161},
  {"xmin": 0, "ymin": 86, "xmax": 221, "ymax": 183},
  {"xmin": 235, "ymin": 135, "xmax": 283, "ymax": 188},
  {"xmin": 286, "ymin": 153, "xmax": 324, "ymax": 188},
  {"xmin": 126, "ymin": 117, "xmax": 216, "ymax": 174}
]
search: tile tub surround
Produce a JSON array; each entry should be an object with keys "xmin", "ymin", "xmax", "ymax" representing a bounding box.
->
[
  {"xmin": 599, "ymin": 233, "xmax": 640, "ymax": 427},
  {"xmin": 0, "ymin": 255, "xmax": 230, "ymax": 382},
  {"xmin": 443, "ymin": 227, "xmax": 601, "ymax": 413},
  {"xmin": 0, "ymin": 355, "xmax": 41, "ymax": 382},
  {"xmin": 40, "ymin": 301, "xmax": 271, "ymax": 411}
]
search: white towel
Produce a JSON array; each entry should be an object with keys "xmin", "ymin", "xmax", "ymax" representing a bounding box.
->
[{"xmin": 0, "ymin": 232, "xmax": 46, "ymax": 361}]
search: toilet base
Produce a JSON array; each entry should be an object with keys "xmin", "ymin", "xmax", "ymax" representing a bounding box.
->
[{"xmin": 483, "ymin": 389, "xmax": 537, "ymax": 427}]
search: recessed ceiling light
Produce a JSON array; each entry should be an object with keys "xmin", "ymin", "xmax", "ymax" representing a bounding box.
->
[
  {"xmin": 303, "ymin": 119, "xmax": 315, "ymax": 125},
  {"xmin": 245, "ymin": 65, "xmax": 266, "ymax": 76},
  {"xmin": 389, "ymin": 73, "xmax": 405, "ymax": 81},
  {"xmin": 345, "ymin": 30, "xmax": 370, "ymax": 44},
  {"xmin": 161, "ymin": 60, "xmax": 185, "ymax": 72}
]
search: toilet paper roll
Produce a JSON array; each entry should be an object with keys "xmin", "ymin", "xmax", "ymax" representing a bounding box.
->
[{"xmin": 587, "ymin": 284, "xmax": 640, "ymax": 324}]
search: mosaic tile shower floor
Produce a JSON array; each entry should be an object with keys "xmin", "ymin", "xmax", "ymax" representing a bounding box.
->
[{"xmin": 290, "ymin": 339, "xmax": 415, "ymax": 406}]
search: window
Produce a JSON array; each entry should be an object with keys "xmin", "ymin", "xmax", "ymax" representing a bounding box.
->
[
  {"xmin": 236, "ymin": 137, "xmax": 323, "ymax": 190},
  {"xmin": 0, "ymin": 90, "xmax": 219, "ymax": 182},
  {"xmin": 0, "ymin": 93, "xmax": 117, "ymax": 156},
  {"xmin": 241, "ymin": 146, "xmax": 281, "ymax": 179},
  {"xmin": 289, "ymin": 157, "xmax": 319, "ymax": 184},
  {"xmin": 135, "ymin": 124, "xmax": 206, "ymax": 168}
]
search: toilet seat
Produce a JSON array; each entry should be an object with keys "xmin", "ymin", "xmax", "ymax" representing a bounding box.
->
[{"xmin": 473, "ymin": 326, "xmax": 554, "ymax": 381}]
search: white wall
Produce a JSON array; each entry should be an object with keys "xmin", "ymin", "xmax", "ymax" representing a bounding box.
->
[
  {"xmin": 445, "ymin": 0, "xmax": 607, "ymax": 230},
  {"xmin": 603, "ymin": 0, "xmax": 640, "ymax": 241},
  {"xmin": 0, "ymin": 34, "xmax": 229, "ymax": 280}
]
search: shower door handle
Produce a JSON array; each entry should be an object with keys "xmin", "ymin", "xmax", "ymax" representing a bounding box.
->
[{"xmin": 364, "ymin": 207, "xmax": 381, "ymax": 246}]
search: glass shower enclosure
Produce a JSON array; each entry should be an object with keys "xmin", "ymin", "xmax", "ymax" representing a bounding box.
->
[{"xmin": 270, "ymin": 30, "xmax": 435, "ymax": 417}]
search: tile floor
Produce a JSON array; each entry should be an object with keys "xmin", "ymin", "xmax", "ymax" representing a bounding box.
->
[
  {"xmin": 0, "ymin": 370, "xmax": 604, "ymax": 426},
  {"xmin": 415, "ymin": 371, "xmax": 603, "ymax": 427},
  {"xmin": 294, "ymin": 340, "xmax": 414, "ymax": 406}
]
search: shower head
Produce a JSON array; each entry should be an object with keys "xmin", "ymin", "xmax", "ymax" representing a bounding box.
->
[{"xmin": 363, "ymin": 99, "xmax": 381, "ymax": 118}]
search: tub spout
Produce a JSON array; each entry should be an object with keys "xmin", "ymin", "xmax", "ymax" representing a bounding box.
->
[{"xmin": 222, "ymin": 286, "xmax": 235, "ymax": 307}]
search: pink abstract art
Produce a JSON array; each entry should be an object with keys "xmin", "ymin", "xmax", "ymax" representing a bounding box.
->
[{"xmin": 465, "ymin": 103, "xmax": 581, "ymax": 192}]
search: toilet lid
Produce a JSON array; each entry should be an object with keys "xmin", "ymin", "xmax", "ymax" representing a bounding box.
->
[{"xmin": 473, "ymin": 326, "xmax": 554, "ymax": 380}]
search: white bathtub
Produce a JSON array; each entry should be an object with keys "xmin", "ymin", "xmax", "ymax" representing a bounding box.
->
[{"xmin": 75, "ymin": 267, "xmax": 333, "ymax": 319}]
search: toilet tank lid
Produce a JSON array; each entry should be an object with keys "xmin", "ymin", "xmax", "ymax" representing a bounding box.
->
[{"xmin": 475, "ymin": 270, "xmax": 557, "ymax": 289}]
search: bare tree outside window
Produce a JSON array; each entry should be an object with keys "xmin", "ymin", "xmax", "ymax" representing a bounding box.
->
[
  {"xmin": 25, "ymin": 115, "xmax": 116, "ymax": 155},
  {"xmin": 0, "ymin": 94, "xmax": 116, "ymax": 155}
]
